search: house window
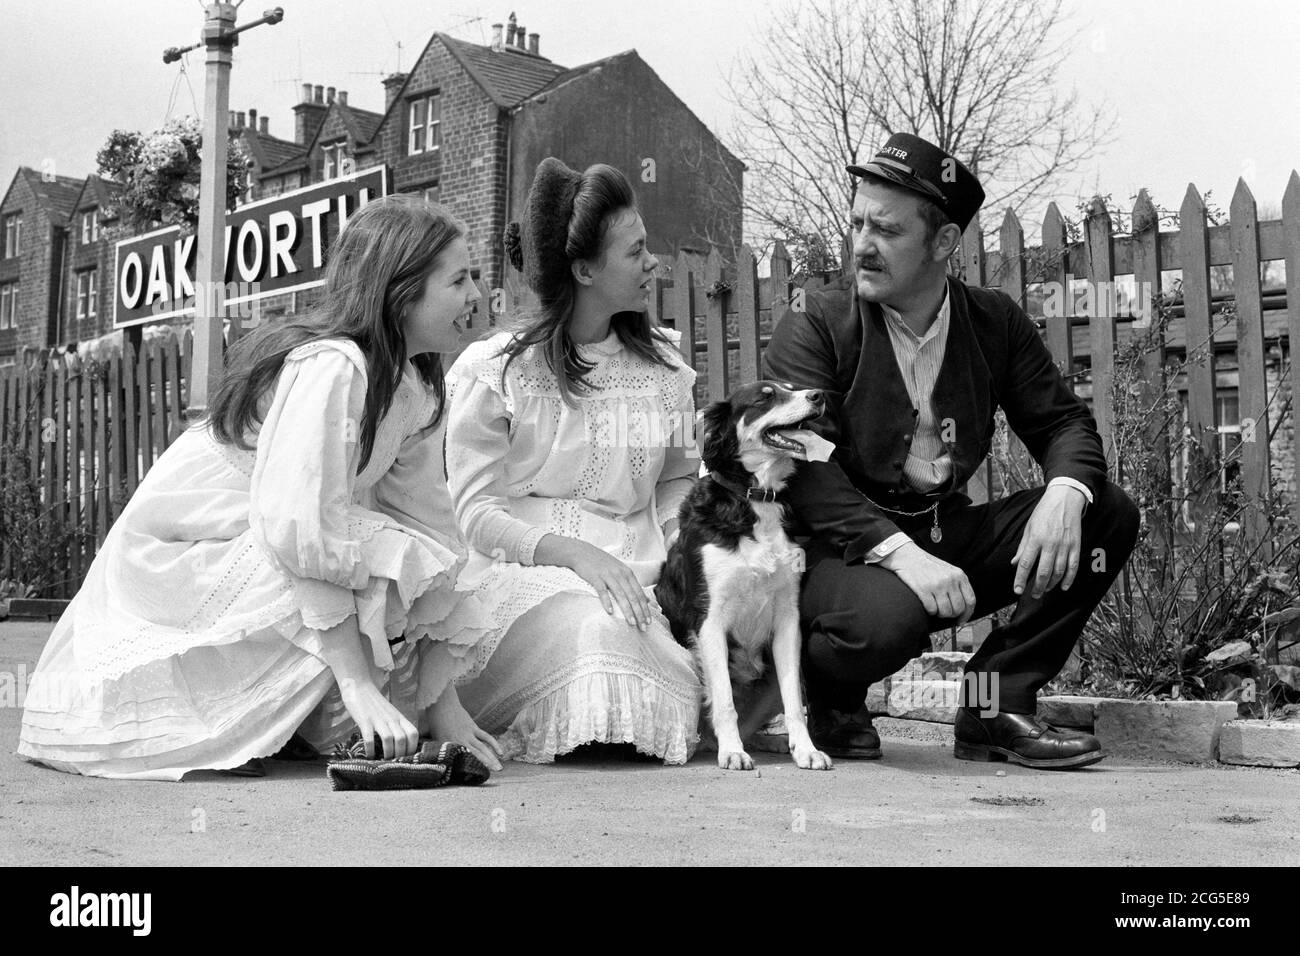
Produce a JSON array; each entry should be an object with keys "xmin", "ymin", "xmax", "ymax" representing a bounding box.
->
[
  {"xmin": 1216, "ymin": 392, "xmax": 1242, "ymax": 495},
  {"xmin": 322, "ymin": 141, "xmax": 351, "ymax": 180},
  {"xmin": 407, "ymin": 93, "xmax": 441, "ymax": 155},
  {"xmin": 0, "ymin": 282, "xmax": 17, "ymax": 330},
  {"xmin": 1174, "ymin": 389, "xmax": 1247, "ymax": 531},
  {"xmin": 3, "ymin": 213, "xmax": 21, "ymax": 258},
  {"xmin": 76, "ymin": 270, "xmax": 98, "ymax": 320},
  {"xmin": 81, "ymin": 209, "xmax": 99, "ymax": 244}
]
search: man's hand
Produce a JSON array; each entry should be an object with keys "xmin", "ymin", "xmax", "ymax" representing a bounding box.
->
[
  {"xmin": 880, "ymin": 542, "xmax": 977, "ymax": 624},
  {"xmin": 1012, "ymin": 484, "xmax": 1087, "ymax": 599}
]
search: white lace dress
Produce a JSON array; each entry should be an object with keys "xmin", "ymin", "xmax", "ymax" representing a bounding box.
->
[
  {"xmin": 17, "ymin": 338, "xmax": 496, "ymax": 780},
  {"xmin": 445, "ymin": 327, "xmax": 703, "ymax": 764}
]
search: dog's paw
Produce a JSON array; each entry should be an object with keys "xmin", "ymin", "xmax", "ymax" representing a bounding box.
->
[
  {"xmin": 791, "ymin": 743, "xmax": 833, "ymax": 771},
  {"xmin": 717, "ymin": 749, "xmax": 755, "ymax": 771}
]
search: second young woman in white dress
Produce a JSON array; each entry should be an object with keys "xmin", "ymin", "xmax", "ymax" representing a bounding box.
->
[{"xmin": 445, "ymin": 159, "xmax": 704, "ymax": 764}]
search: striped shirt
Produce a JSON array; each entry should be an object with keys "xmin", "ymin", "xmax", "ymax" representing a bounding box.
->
[{"xmin": 880, "ymin": 290, "xmax": 952, "ymax": 493}]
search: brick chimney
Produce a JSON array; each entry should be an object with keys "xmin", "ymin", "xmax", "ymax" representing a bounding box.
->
[
  {"xmin": 528, "ymin": 32, "xmax": 539, "ymax": 55},
  {"xmin": 294, "ymin": 83, "xmax": 329, "ymax": 145},
  {"xmin": 515, "ymin": 24, "xmax": 526, "ymax": 49},
  {"xmin": 338, "ymin": 90, "xmax": 348, "ymax": 106},
  {"xmin": 382, "ymin": 72, "xmax": 408, "ymax": 109}
]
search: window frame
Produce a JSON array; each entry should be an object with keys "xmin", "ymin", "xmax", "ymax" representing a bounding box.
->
[
  {"xmin": 406, "ymin": 92, "xmax": 442, "ymax": 156},
  {"xmin": 81, "ymin": 209, "xmax": 99, "ymax": 244},
  {"xmin": 0, "ymin": 282, "xmax": 17, "ymax": 330},
  {"xmin": 322, "ymin": 140, "xmax": 352, "ymax": 181},
  {"xmin": 76, "ymin": 270, "xmax": 91, "ymax": 319},
  {"xmin": 3, "ymin": 212, "xmax": 21, "ymax": 259}
]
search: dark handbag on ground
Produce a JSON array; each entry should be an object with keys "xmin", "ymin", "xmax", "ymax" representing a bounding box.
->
[{"xmin": 326, "ymin": 733, "xmax": 491, "ymax": 791}]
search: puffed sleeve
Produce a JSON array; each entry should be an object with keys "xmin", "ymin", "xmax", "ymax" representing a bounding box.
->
[
  {"xmin": 249, "ymin": 345, "xmax": 372, "ymax": 590},
  {"xmin": 444, "ymin": 340, "xmax": 547, "ymax": 564},
  {"xmin": 651, "ymin": 328, "xmax": 700, "ymax": 533}
]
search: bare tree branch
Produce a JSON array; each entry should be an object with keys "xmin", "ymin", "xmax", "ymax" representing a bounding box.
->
[{"xmin": 726, "ymin": 0, "xmax": 1114, "ymax": 264}]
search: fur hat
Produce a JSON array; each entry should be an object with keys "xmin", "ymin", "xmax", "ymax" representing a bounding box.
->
[{"xmin": 504, "ymin": 157, "xmax": 584, "ymax": 296}]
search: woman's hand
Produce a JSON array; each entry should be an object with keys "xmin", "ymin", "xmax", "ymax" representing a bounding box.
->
[
  {"xmin": 569, "ymin": 542, "xmax": 652, "ymax": 630},
  {"xmin": 427, "ymin": 686, "xmax": 505, "ymax": 772},
  {"xmin": 533, "ymin": 535, "xmax": 652, "ymax": 630},
  {"xmin": 312, "ymin": 614, "xmax": 417, "ymax": 758},
  {"xmin": 337, "ymin": 676, "xmax": 420, "ymax": 759}
]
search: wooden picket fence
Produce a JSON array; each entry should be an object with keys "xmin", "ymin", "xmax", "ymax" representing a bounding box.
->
[
  {"xmin": 2, "ymin": 174, "xmax": 1297, "ymax": 605},
  {"xmin": 0, "ymin": 332, "xmax": 193, "ymax": 598},
  {"xmin": 650, "ymin": 175, "xmax": 1300, "ymax": 554}
]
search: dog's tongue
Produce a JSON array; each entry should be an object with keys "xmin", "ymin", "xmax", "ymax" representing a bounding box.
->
[{"xmin": 777, "ymin": 429, "xmax": 835, "ymax": 462}]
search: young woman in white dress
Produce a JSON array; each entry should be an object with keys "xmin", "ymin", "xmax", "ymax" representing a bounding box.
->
[
  {"xmin": 17, "ymin": 195, "xmax": 505, "ymax": 779},
  {"xmin": 445, "ymin": 158, "xmax": 704, "ymax": 764}
]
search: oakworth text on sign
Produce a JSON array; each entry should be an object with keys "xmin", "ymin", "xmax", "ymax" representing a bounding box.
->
[{"xmin": 112, "ymin": 166, "xmax": 388, "ymax": 329}]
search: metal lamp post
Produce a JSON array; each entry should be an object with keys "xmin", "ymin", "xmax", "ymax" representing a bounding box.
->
[{"xmin": 164, "ymin": 4, "xmax": 284, "ymax": 423}]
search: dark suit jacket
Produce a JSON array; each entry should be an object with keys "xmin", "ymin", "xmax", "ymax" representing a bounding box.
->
[{"xmin": 760, "ymin": 274, "xmax": 1106, "ymax": 564}]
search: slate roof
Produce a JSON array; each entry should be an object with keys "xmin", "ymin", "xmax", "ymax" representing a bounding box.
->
[
  {"xmin": 438, "ymin": 33, "xmax": 567, "ymax": 108},
  {"xmin": 19, "ymin": 168, "xmax": 85, "ymax": 223}
]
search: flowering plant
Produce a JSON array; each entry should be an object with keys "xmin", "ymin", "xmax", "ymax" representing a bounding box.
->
[{"xmin": 96, "ymin": 116, "xmax": 249, "ymax": 235}]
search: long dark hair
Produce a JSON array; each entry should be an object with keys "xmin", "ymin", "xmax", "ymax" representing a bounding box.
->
[
  {"xmin": 500, "ymin": 163, "xmax": 675, "ymax": 404},
  {"xmin": 206, "ymin": 194, "xmax": 466, "ymax": 473}
]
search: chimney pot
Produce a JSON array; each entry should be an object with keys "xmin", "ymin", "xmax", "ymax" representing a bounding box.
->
[
  {"xmin": 382, "ymin": 72, "xmax": 408, "ymax": 109},
  {"xmin": 491, "ymin": 23, "xmax": 503, "ymax": 51},
  {"xmin": 248, "ymin": 108, "xmax": 258, "ymax": 128},
  {"xmin": 516, "ymin": 25, "xmax": 526, "ymax": 48},
  {"xmin": 339, "ymin": 90, "xmax": 348, "ymax": 106},
  {"xmin": 237, "ymin": 111, "xmax": 247, "ymax": 127},
  {"xmin": 326, "ymin": 86, "xmax": 336, "ymax": 104},
  {"xmin": 229, "ymin": 109, "xmax": 237, "ymax": 127},
  {"xmin": 313, "ymin": 84, "xmax": 324, "ymax": 103},
  {"xmin": 506, "ymin": 12, "xmax": 517, "ymax": 45},
  {"xmin": 259, "ymin": 116, "xmax": 269, "ymax": 135},
  {"xmin": 301, "ymin": 83, "xmax": 312, "ymax": 102},
  {"xmin": 528, "ymin": 32, "xmax": 539, "ymax": 55}
]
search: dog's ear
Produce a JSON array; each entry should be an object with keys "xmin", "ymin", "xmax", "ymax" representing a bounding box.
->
[{"xmin": 699, "ymin": 400, "xmax": 737, "ymax": 471}]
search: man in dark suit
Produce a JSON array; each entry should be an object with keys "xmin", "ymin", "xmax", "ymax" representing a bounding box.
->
[{"xmin": 761, "ymin": 133, "xmax": 1139, "ymax": 769}]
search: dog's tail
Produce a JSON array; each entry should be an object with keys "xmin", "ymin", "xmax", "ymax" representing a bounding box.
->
[{"xmin": 653, "ymin": 551, "xmax": 694, "ymax": 648}]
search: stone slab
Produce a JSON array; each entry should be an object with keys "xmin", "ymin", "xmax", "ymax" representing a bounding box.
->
[
  {"xmin": 1037, "ymin": 695, "xmax": 1105, "ymax": 730},
  {"xmin": 887, "ymin": 679, "xmax": 961, "ymax": 724},
  {"xmin": 1094, "ymin": 699, "xmax": 1238, "ymax": 763},
  {"xmin": 1218, "ymin": 718, "xmax": 1300, "ymax": 767}
]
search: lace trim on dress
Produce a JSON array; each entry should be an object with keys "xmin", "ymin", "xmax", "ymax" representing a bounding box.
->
[{"xmin": 490, "ymin": 653, "xmax": 701, "ymax": 765}]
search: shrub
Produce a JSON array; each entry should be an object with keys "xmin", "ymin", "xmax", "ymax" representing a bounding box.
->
[{"xmin": 991, "ymin": 294, "xmax": 1299, "ymax": 716}]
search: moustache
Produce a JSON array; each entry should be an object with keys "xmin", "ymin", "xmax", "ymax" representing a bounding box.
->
[{"xmin": 857, "ymin": 259, "xmax": 887, "ymax": 273}]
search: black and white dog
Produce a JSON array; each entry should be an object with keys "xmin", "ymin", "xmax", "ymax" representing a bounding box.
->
[{"xmin": 656, "ymin": 381, "xmax": 833, "ymax": 771}]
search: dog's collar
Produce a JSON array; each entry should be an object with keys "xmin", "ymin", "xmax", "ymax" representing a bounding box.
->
[{"xmin": 709, "ymin": 471, "xmax": 781, "ymax": 503}]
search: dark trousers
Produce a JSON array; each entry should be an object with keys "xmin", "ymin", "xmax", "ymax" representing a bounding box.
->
[{"xmin": 798, "ymin": 479, "xmax": 1140, "ymax": 714}]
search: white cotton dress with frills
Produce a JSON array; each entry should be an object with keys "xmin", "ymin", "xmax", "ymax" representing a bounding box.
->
[
  {"xmin": 445, "ymin": 327, "xmax": 704, "ymax": 765},
  {"xmin": 16, "ymin": 338, "xmax": 496, "ymax": 780}
]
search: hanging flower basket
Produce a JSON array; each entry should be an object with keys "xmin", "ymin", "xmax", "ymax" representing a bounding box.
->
[{"xmin": 96, "ymin": 116, "xmax": 249, "ymax": 237}]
